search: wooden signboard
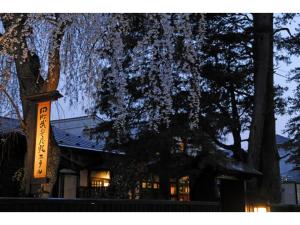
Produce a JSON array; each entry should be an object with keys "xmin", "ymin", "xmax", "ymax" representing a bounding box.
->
[{"xmin": 33, "ymin": 101, "xmax": 51, "ymax": 179}]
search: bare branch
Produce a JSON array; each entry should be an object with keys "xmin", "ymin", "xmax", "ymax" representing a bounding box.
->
[
  {"xmin": 213, "ymin": 138, "xmax": 235, "ymax": 151},
  {"xmin": 44, "ymin": 16, "xmax": 72, "ymax": 92},
  {"xmin": 279, "ymin": 152, "xmax": 290, "ymax": 160},
  {"xmin": 0, "ymin": 87, "xmax": 26, "ymax": 130},
  {"xmin": 274, "ymin": 27, "xmax": 293, "ymax": 37},
  {"xmin": 243, "ymin": 14, "xmax": 253, "ymax": 22}
]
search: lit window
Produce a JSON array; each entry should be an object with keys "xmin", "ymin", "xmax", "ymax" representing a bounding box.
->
[
  {"xmin": 141, "ymin": 175, "xmax": 160, "ymax": 190},
  {"xmin": 178, "ymin": 142, "xmax": 185, "ymax": 152},
  {"xmin": 170, "ymin": 183, "xmax": 177, "ymax": 195},
  {"xmin": 178, "ymin": 176, "xmax": 190, "ymax": 201},
  {"xmin": 153, "ymin": 183, "xmax": 159, "ymax": 189},
  {"xmin": 90, "ymin": 170, "xmax": 111, "ymax": 187},
  {"xmin": 142, "ymin": 182, "xmax": 147, "ymax": 189}
]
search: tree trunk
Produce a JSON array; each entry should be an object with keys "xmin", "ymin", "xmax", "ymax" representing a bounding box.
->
[
  {"xmin": 248, "ymin": 13, "xmax": 281, "ymax": 203},
  {"xmin": 1, "ymin": 14, "xmax": 63, "ymax": 197},
  {"xmin": 14, "ymin": 47, "xmax": 61, "ymax": 199},
  {"xmin": 229, "ymin": 84, "xmax": 247, "ymax": 162}
]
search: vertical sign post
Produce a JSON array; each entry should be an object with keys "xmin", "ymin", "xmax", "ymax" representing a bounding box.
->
[
  {"xmin": 27, "ymin": 91, "xmax": 62, "ymax": 187},
  {"xmin": 33, "ymin": 101, "xmax": 51, "ymax": 179}
]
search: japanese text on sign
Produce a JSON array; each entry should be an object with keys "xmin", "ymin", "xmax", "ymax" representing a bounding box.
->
[{"xmin": 33, "ymin": 101, "xmax": 51, "ymax": 178}]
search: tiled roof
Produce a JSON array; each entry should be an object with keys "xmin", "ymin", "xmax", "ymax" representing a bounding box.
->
[
  {"xmin": 0, "ymin": 116, "xmax": 116, "ymax": 153},
  {"xmin": 52, "ymin": 126, "xmax": 105, "ymax": 152},
  {"xmin": 51, "ymin": 115, "xmax": 103, "ymax": 137},
  {"xmin": 0, "ymin": 117, "xmax": 21, "ymax": 134},
  {"xmin": 220, "ymin": 160, "xmax": 263, "ymax": 176},
  {"xmin": 276, "ymin": 134, "xmax": 290, "ymax": 145},
  {"xmin": 281, "ymin": 168, "xmax": 300, "ymax": 182}
]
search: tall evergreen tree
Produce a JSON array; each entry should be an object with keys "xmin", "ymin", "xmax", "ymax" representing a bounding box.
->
[
  {"xmin": 277, "ymin": 14, "xmax": 300, "ymax": 168},
  {"xmin": 248, "ymin": 13, "xmax": 281, "ymax": 203},
  {"xmin": 200, "ymin": 14, "xmax": 254, "ymax": 162}
]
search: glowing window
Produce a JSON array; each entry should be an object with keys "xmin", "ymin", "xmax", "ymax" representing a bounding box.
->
[
  {"xmin": 153, "ymin": 183, "xmax": 159, "ymax": 189},
  {"xmin": 178, "ymin": 176, "xmax": 190, "ymax": 201},
  {"xmin": 141, "ymin": 175, "xmax": 160, "ymax": 189},
  {"xmin": 178, "ymin": 142, "xmax": 185, "ymax": 152},
  {"xmin": 170, "ymin": 183, "xmax": 177, "ymax": 195},
  {"xmin": 90, "ymin": 170, "xmax": 111, "ymax": 187},
  {"xmin": 142, "ymin": 182, "xmax": 147, "ymax": 189}
]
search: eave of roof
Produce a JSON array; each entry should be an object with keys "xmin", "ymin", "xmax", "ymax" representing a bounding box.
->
[
  {"xmin": 0, "ymin": 116, "xmax": 123, "ymax": 154},
  {"xmin": 51, "ymin": 115, "xmax": 103, "ymax": 124}
]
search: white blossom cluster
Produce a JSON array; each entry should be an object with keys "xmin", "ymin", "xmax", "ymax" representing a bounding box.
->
[
  {"xmin": 0, "ymin": 14, "xmax": 206, "ymax": 141},
  {"xmin": 173, "ymin": 14, "xmax": 205, "ymax": 130},
  {"xmin": 57, "ymin": 14, "xmax": 206, "ymax": 138},
  {"xmin": 130, "ymin": 14, "xmax": 175, "ymax": 132},
  {"xmin": 128, "ymin": 14, "xmax": 205, "ymax": 132},
  {"xmin": 0, "ymin": 13, "xmax": 73, "ymax": 118},
  {"xmin": 0, "ymin": 14, "xmax": 30, "ymax": 63}
]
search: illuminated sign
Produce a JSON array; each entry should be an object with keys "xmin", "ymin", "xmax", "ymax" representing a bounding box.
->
[{"xmin": 33, "ymin": 101, "xmax": 51, "ymax": 179}]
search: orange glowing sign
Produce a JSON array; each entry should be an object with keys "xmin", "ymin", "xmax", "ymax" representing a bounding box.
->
[{"xmin": 33, "ymin": 101, "xmax": 51, "ymax": 178}]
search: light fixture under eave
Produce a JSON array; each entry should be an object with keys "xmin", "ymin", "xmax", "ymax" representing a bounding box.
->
[
  {"xmin": 254, "ymin": 206, "xmax": 268, "ymax": 212},
  {"xmin": 245, "ymin": 203, "xmax": 270, "ymax": 212}
]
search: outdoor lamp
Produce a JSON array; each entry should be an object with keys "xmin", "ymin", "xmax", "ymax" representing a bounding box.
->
[
  {"xmin": 253, "ymin": 205, "xmax": 270, "ymax": 212},
  {"xmin": 246, "ymin": 201, "xmax": 270, "ymax": 212}
]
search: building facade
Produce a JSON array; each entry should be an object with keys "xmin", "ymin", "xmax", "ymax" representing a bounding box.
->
[
  {"xmin": 277, "ymin": 134, "xmax": 300, "ymax": 205},
  {"xmin": 1, "ymin": 116, "xmax": 262, "ymax": 211}
]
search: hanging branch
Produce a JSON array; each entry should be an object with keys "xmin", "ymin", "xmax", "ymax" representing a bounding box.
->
[
  {"xmin": 0, "ymin": 86, "xmax": 26, "ymax": 130},
  {"xmin": 43, "ymin": 15, "xmax": 72, "ymax": 92}
]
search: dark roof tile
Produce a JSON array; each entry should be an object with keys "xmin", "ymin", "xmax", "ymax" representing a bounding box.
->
[{"xmin": 0, "ymin": 116, "xmax": 107, "ymax": 153}]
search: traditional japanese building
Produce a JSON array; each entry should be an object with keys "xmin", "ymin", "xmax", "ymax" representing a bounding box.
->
[
  {"xmin": 0, "ymin": 115, "xmax": 262, "ymax": 211},
  {"xmin": 0, "ymin": 116, "xmax": 122, "ymax": 199}
]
